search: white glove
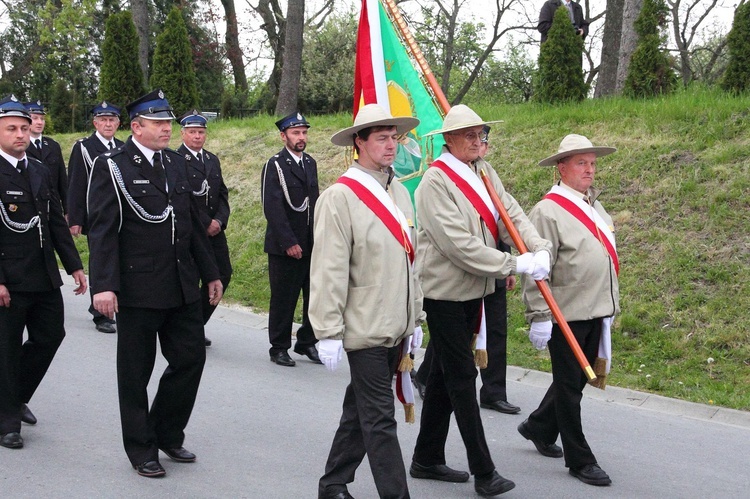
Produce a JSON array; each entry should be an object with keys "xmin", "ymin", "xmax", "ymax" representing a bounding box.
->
[
  {"xmin": 530, "ymin": 250, "xmax": 550, "ymax": 281},
  {"xmin": 529, "ymin": 320, "xmax": 552, "ymax": 350},
  {"xmin": 318, "ymin": 339, "xmax": 344, "ymax": 372},
  {"xmin": 410, "ymin": 326, "xmax": 424, "ymax": 352},
  {"xmin": 515, "ymin": 252, "xmax": 536, "ymax": 275}
]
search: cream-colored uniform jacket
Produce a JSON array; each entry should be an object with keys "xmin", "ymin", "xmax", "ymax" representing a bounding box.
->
[
  {"xmin": 310, "ymin": 164, "xmax": 423, "ymax": 351},
  {"xmin": 416, "ymin": 151, "xmax": 551, "ymax": 301},
  {"xmin": 523, "ymin": 182, "xmax": 620, "ymax": 323}
]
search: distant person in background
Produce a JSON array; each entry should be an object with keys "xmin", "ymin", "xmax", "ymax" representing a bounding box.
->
[
  {"xmin": 261, "ymin": 112, "xmax": 320, "ymax": 367},
  {"xmin": 177, "ymin": 110, "xmax": 232, "ymax": 347},
  {"xmin": 67, "ymin": 101, "xmax": 124, "ymax": 334},
  {"xmin": 520, "ymin": 134, "xmax": 619, "ymax": 487},
  {"xmin": 24, "ymin": 100, "xmax": 68, "ymax": 216},
  {"xmin": 0, "ymin": 95, "xmax": 87, "ymax": 449},
  {"xmin": 538, "ymin": 0, "xmax": 589, "ymax": 44},
  {"xmin": 413, "ymin": 125, "xmax": 521, "ymax": 416}
]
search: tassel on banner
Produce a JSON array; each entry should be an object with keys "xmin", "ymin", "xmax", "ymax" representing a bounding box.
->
[
  {"xmin": 404, "ymin": 403, "xmax": 415, "ymax": 424},
  {"xmin": 588, "ymin": 357, "xmax": 608, "ymax": 390},
  {"xmin": 474, "ymin": 348, "xmax": 488, "ymax": 369}
]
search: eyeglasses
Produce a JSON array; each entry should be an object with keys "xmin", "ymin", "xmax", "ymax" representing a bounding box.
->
[{"xmin": 449, "ymin": 131, "xmax": 488, "ymax": 143}]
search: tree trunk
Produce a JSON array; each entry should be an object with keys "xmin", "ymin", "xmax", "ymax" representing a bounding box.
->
[
  {"xmin": 220, "ymin": 0, "xmax": 248, "ymax": 92},
  {"xmin": 253, "ymin": 0, "xmax": 285, "ymax": 110},
  {"xmin": 615, "ymin": 0, "xmax": 643, "ymax": 93},
  {"xmin": 275, "ymin": 0, "xmax": 304, "ymax": 115},
  {"xmin": 595, "ymin": 0, "xmax": 625, "ymax": 97},
  {"xmin": 130, "ymin": 0, "xmax": 150, "ymax": 85}
]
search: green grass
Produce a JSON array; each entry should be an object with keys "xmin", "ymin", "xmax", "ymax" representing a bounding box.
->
[{"xmin": 56, "ymin": 86, "xmax": 750, "ymax": 411}]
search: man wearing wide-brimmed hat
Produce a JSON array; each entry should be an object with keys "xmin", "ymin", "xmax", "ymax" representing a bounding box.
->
[
  {"xmin": 519, "ymin": 134, "xmax": 619, "ymax": 487},
  {"xmin": 87, "ymin": 89, "xmax": 223, "ymax": 478},
  {"xmin": 310, "ymin": 104, "xmax": 424, "ymax": 499},
  {"xmin": 410, "ymin": 104, "xmax": 552, "ymax": 497},
  {"xmin": 0, "ymin": 95, "xmax": 87, "ymax": 449}
]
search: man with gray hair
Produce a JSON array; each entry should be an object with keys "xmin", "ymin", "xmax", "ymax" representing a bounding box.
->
[
  {"xmin": 410, "ymin": 104, "xmax": 552, "ymax": 496},
  {"xmin": 520, "ymin": 134, "xmax": 619, "ymax": 487}
]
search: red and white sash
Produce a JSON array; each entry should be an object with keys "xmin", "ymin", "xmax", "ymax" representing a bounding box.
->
[
  {"xmin": 431, "ymin": 153, "xmax": 501, "ymax": 355},
  {"xmin": 545, "ymin": 185, "xmax": 617, "ymax": 373},
  {"xmin": 338, "ymin": 167, "xmax": 417, "ymax": 412},
  {"xmin": 337, "ymin": 167, "xmax": 414, "ymax": 264},
  {"xmin": 544, "ymin": 185, "xmax": 619, "ymax": 275},
  {"xmin": 431, "ymin": 153, "xmax": 500, "ymax": 243}
]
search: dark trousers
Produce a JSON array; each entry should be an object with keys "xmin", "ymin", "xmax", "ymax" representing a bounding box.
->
[
  {"xmin": 412, "ymin": 298, "xmax": 495, "ymax": 476},
  {"xmin": 267, "ymin": 253, "xmax": 316, "ymax": 355},
  {"xmin": 319, "ymin": 346, "xmax": 410, "ymax": 499},
  {"xmin": 116, "ymin": 302, "xmax": 206, "ymax": 466},
  {"xmin": 0, "ymin": 289, "xmax": 65, "ymax": 434},
  {"xmin": 201, "ymin": 232, "xmax": 233, "ymax": 324},
  {"xmin": 416, "ymin": 285, "xmax": 510, "ymax": 404},
  {"xmin": 526, "ymin": 319, "xmax": 601, "ymax": 469}
]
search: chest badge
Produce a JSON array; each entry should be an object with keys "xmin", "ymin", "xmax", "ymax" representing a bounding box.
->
[{"xmin": 8, "ymin": 204, "xmax": 18, "ymax": 212}]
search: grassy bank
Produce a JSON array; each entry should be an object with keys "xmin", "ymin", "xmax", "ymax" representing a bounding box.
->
[{"xmin": 56, "ymin": 86, "xmax": 750, "ymax": 410}]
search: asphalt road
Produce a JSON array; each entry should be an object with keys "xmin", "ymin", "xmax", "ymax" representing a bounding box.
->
[{"xmin": 1, "ymin": 276, "xmax": 748, "ymax": 498}]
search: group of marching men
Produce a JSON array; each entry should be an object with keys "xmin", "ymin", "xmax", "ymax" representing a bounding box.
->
[{"xmin": 0, "ymin": 90, "xmax": 619, "ymax": 496}]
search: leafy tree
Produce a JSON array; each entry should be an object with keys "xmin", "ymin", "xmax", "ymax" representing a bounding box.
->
[
  {"xmin": 468, "ymin": 44, "xmax": 537, "ymax": 104},
  {"xmin": 298, "ymin": 11, "xmax": 356, "ymax": 113},
  {"xmin": 721, "ymin": 2, "xmax": 750, "ymax": 94},
  {"xmin": 535, "ymin": 5, "xmax": 587, "ymax": 103},
  {"xmin": 624, "ymin": 0, "xmax": 677, "ymax": 98},
  {"xmin": 150, "ymin": 6, "xmax": 200, "ymax": 116},
  {"xmin": 99, "ymin": 11, "xmax": 147, "ymax": 113}
]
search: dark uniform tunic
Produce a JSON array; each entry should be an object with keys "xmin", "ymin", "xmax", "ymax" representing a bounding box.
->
[
  {"xmin": 86, "ymin": 137, "xmax": 219, "ymax": 465},
  {"xmin": 0, "ymin": 155, "xmax": 83, "ymax": 434},
  {"xmin": 178, "ymin": 144, "xmax": 232, "ymax": 323},
  {"xmin": 261, "ymin": 147, "xmax": 319, "ymax": 355},
  {"xmin": 26, "ymin": 135, "xmax": 68, "ymax": 215}
]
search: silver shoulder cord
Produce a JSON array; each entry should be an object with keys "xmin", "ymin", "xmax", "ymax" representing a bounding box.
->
[
  {"xmin": 81, "ymin": 143, "xmax": 94, "ymax": 174},
  {"xmin": 274, "ymin": 160, "xmax": 308, "ymax": 212},
  {"xmin": 192, "ymin": 179, "xmax": 210, "ymax": 205},
  {"xmin": 0, "ymin": 198, "xmax": 43, "ymax": 247},
  {"xmin": 106, "ymin": 158, "xmax": 175, "ymax": 244}
]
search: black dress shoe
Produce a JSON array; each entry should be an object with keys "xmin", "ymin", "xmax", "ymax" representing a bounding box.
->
[
  {"xmin": 293, "ymin": 344, "xmax": 322, "ymax": 364},
  {"xmin": 133, "ymin": 460, "xmax": 166, "ymax": 478},
  {"xmin": 94, "ymin": 320, "xmax": 116, "ymax": 333},
  {"xmin": 270, "ymin": 351, "xmax": 296, "ymax": 367},
  {"xmin": 569, "ymin": 463, "xmax": 611, "ymax": 486},
  {"xmin": 323, "ymin": 492, "xmax": 355, "ymax": 499},
  {"xmin": 517, "ymin": 420, "xmax": 563, "ymax": 458},
  {"xmin": 409, "ymin": 462, "xmax": 470, "ymax": 483},
  {"xmin": 20, "ymin": 404, "xmax": 37, "ymax": 425},
  {"xmin": 1, "ymin": 432, "xmax": 23, "ymax": 449},
  {"xmin": 480, "ymin": 400, "xmax": 521, "ymax": 414},
  {"xmin": 205, "ymin": 337, "xmax": 212, "ymax": 347},
  {"xmin": 160, "ymin": 446, "xmax": 196, "ymax": 462},
  {"xmin": 474, "ymin": 470, "xmax": 516, "ymax": 496}
]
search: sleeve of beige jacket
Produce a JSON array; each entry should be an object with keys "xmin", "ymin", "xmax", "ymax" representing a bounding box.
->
[
  {"xmin": 416, "ymin": 168, "xmax": 516, "ymax": 279},
  {"xmin": 483, "ymin": 164, "xmax": 552, "ymax": 255},
  {"xmin": 309, "ymin": 188, "xmax": 351, "ymax": 340},
  {"xmin": 522, "ymin": 202, "xmax": 558, "ymax": 323}
]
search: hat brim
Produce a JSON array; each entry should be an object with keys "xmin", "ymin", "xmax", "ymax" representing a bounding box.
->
[
  {"xmin": 136, "ymin": 110, "xmax": 176, "ymax": 120},
  {"xmin": 0, "ymin": 111, "xmax": 32, "ymax": 123},
  {"xmin": 94, "ymin": 112, "xmax": 120, "ymax": 118},
  {"xmin": 331, "ymin": 116, "xmax": 420, "ymax": 147},
  {"xmin": 538, "ymin": 146, "xmax": 617, "ymax": 166},
  {"xmin": 423, "ymin": 119, "xmax": 504, "ymax": 137}
]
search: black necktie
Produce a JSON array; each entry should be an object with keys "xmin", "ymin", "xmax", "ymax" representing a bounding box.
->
[
  {"xmin": 17, "ymin": 158, "xmax": 27, "ymax": 174},
  {"xmin": 108, "ymin": 141, "xmax": 114, "ymax": 150},
  {"xmin": 34, "ymin": 138, "xmax": 42, "ymax": 150},
  {"xmin": 197, "ymin": 151, "xmax": 204, "ymax": 164},
  {"xmin": 153, "ymin": 152, "xmax": 167, "ymax": 189}
]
